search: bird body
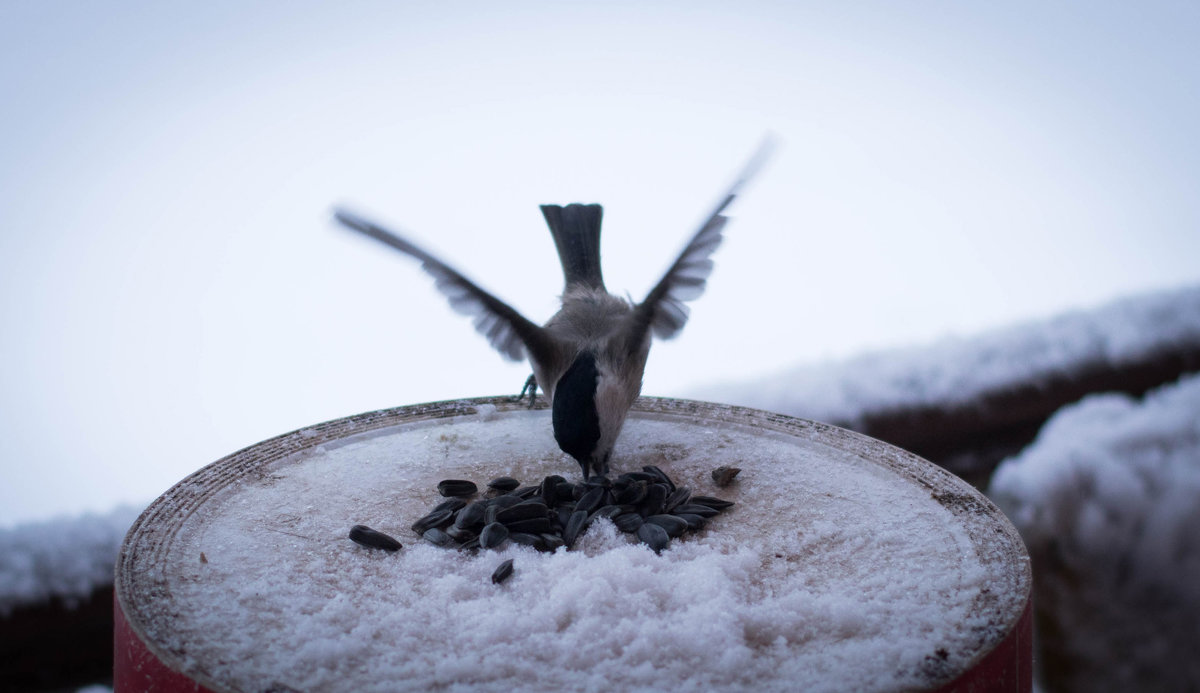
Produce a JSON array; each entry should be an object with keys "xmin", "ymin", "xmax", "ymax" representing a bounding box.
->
[{"xmin": 335, "ymin": 143, "xmax": 769, "ymax": 478}]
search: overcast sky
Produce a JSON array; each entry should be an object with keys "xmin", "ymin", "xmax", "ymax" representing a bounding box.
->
[{"xmin": 2, "ymin": 1, "xmax": 1198, "ymax": 526}]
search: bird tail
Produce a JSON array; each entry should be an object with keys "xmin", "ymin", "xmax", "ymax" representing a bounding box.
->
[{"xmin": 541, "ymin": 204, "xmax": 605, "ymax": 291}]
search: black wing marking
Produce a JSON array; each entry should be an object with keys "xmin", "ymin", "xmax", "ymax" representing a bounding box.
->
[
  {"xmin": 628, "ymin": 138, "xmax": 774, "ymax": 347},
  {"xmin": 334, "ymin": 208, "xmax": 553, "ymax": 364}
]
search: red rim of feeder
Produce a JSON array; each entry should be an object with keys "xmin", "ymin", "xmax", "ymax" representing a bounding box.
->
[{"xmin": 114, "ymin": 396, "xmax": 1032, "ymax": 693}]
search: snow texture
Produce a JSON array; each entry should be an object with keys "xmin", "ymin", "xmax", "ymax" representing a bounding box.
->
[
  {"xmin": 989, "ymin": 373, "xmax": 1200, "ymax": 691},
  {"xmin": 694, "ymin": 285, "xmax": 1200, "ymax": 427},
  {"xmin": 130, "ymin": 411, "xmax": 1016, "ymax": 693},
  {"xmin": 0, "ymin": 504, "xmax": 142, "ymax": 615}
]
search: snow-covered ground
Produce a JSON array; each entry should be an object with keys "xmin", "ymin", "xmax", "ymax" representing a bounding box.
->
[
  {"xmin": 990, "ymin": 373, "xmax": 1200, "ymax": 691},
  {"xmin": 694, "ymin": 285, "xmax": 1200, "ymax": 428},
  {"xmin": 0, "ymin": 504, "xmax": 142, "ymax": 616}
]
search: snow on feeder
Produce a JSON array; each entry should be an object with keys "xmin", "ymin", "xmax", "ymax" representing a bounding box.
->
[{"xmin": 114, "ymin": 397, "xmax": 1031, "ymax": 692}]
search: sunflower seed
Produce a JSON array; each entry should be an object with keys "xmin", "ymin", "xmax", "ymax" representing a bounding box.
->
[
  {"xmin": 432, "ymin": 497, "xmax": 468, "ymax": 514},
  {"xmin": 690, "ymin": 495, "xmax": 735, "ymax": 510},
  {"xmin": 454, "ymin": 501, "xmax": 488, "ymax": 529},
  {"xmin": 497, "ymin": 500, "xmax": 549, "ymax": 524},
  {"xmin": 646, "ymin": 514, "xmax": 688, "ymax": 538},
  {"xmin": 487, "ymin": 476, "xmax": 520, "ymax": 493},
  {"xmin": 613, "ymin": 512, "xmax": 644, "ymax": 533},
  {"xmin": 508, "ymin": 532, "xmax": 542, "ymax": 547},
  {"xmin": 673, "ymin": 503, "xmax": 720, "ymax": 518},
  {"xmin": 664, "ymin": 487, "xmax": 691, "ymax": 513},
  {"xmin": 490, "ymin": 494, "xmax": 524, "ymax": 509},
  {"xmin": 504, "ymin": 517, "xmax": 552, "ymax": 535},
  {"xmin": 591, "ymin": 504, "xmax": 625, "ymax": 520},
  {"xmin": 348, "ymin": 525, "xmax": 403, "ymax": 552},
  {"xmin": 575, "ymin": 487, "xmax": 606, "ymax": 515},
  {"xmin": 491, "ymin": 558, "xmax": 515, "ymax": 584},
  {"xmin": 480, "ymin": 522, "xmax": 509, "ymax": 549},
  {"xmin": 636, "ymin": 522, "xmax": 670, "ymax": 553},
  {"xmin": 638, "ymin": 483, "xmax": 668, "ymax": 517},
  {"xmin": 613, "ymin": 480, "xmax": 648, "ymax": 505},
  {"xmin": 445, "ymin": 525, "xmax": 477, "ymax": 542},
  {"xmin": 437, "ymin": 479, "xmax": 478, "ymax": 497},
  {"xmin": 563, "ymin": 509, "xmax": 589, "ymax": 548},
  {"xmin": 411, "ymin": 509, "xmax": 454, "ymax": 534},
  {"xmin": 642, "ymin": 465, "xmax": 675, "ymax": 492},
  {"xmin": 422, "ymin": 527, "xmax": 454, "ymax": 547},
  {"xmin": 675, "ymin": 513, "xmax": 707, "ymax": 530}
]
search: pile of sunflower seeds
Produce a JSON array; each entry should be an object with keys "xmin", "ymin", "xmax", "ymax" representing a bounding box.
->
[{"xmin": 349, "ymin": 465, "xmax": 735, "ymax": 565}]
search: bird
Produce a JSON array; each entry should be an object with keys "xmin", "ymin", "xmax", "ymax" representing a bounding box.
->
[{"xmin": 334, "ymin": 142, "xmax": 771, "ymax": 479}]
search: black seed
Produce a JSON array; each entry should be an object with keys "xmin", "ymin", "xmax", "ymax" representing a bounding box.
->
[
  {"xmin": 664, "ymin": 487, "xmax": 691, "ymax": 513},
  {"xmin": 646, "ymin": 514, "xmax": 689, "ymax": 538},
  {"xmin": 571, "ymin": 483, "xmax": 586, "ymax": 501},
  {"xmin": 349, "ymin": 525, "xmax": 402, "ymax": 552},
  {"xmin": 508, "ymin": 532, "xmax": 542, "ymax": 547},
  {"xmin": 487, "ymin": 476, "xmax": 520, "ymax": 493},
  {"xmin": 584, "ymin": 474, "xmax": 612, "ymax": 489},
  {"xmin": 539, "ymin": 533, "xmax": 565, "ymax": 551},
  {"xmin": 505, "ymin": 517, "xmax": 552, "ymax": 534},
  {"xmin": 711, "ymin": 466, "xmax": 741, "ymax": 487},
  {"xmin": 636, "ymin": 522, "xmax": 670, "ymax": 553},
  {"xmin": 411, "ymin": 509, "xmax": 454, "ymax": 534},
  {"xmin": 437, "ymin": 479, "xmax": 478, "ymax": 497},
  {"xmin": 575, "ymin": 487, "xmax": 606, "ymax": 515},
  {"xmin": 554, "ymin": 483, "xmax": 576, "ymax": 503},
  {"xmin": 591, "ymin": 505, "xmax": 624, "ymax": 520},
  {"xmin": 454, "ymin": 501, "xmax": 488, "ymax": 529},
  {"xmin": 614, "ymin": 513, "xmax": 644, "ymax": 533},
  {"xmin": 563, "ymin": 509, "xmax": 588, "ymax": 548},
  {"xmin": 556, "ymin": 506, "xmax": 574, "ymax": 528},
  {"xmin": 540, "ymin": 475, "xmax": 567, "ymax": 505},
  {"xmin": 433, "ymin": 497, "xmax": 468, "ymax": 514},
  {"xmin": 619, "ymin": 472, "xmax": 658, "ymax": 484},
  {"xmin": 459, "ymin": 537, "xmax": 481, "ymax": 551},
  {"xmin": 497, "ymin": 500, "xmax": 549, "ymax": 524},
  {"xmin": 445, "ymin": 525, "xmax": 476, "ymax": 542},
  {"xmin": 675, "ymin": 513, "xmax": 707, "ymax": 530},
  {"xmin": 510, "ymin": 485, "xmax": 540, "ymax": 499},
  {"xmin": 422, "ymin": 527, "xmax": 454, "ymax": 547},
  {"xmin": 614, "ymin": 480, "xmax": 648, "ymax": 505},
  {"xmin": 480, "ymin": 522, "xmax": 509, "ymax": 549},
  {"xmin": 491, "ymin": 558, "xmax": 515, "ymax": 584},
  {"xmin": 484, "ymin": 505, "xmax": 500, "ymax": 525},
  {"xmin": 690, "ymin": 495, "xmax": 735, "ymax": 510},
  {"xmin": 642, "ymin": 465, "xmax": 675, "ymax": 492},
  {"xmin": 491, "ymin": 494, "xmax": 524, "ymax": 509},
  {"xmin": 638, "ymin": 483, "xmax": 668, "ymax": 517},
  {"xmin": 673, "ymin": 503, "xmax": 720, "ymax": 518}
]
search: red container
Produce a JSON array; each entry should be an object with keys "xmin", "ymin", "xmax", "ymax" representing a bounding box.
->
[{"xmin": 115, "ymin": 397, "xmax": 1031, "ymax": 692}]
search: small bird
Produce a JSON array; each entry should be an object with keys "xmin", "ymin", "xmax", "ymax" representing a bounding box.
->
[{"xmin": 334, "ymin": 142, "xmax": 770, "ymax": 478}]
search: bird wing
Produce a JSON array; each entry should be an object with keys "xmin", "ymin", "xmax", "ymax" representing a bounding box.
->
[
  {"xmin": 334, "ymin": 208, "xmax": 556, "ymax": 365},
  {"xmin": 628, "ymin": 138, "xmax": 774, "ymax": 347}
]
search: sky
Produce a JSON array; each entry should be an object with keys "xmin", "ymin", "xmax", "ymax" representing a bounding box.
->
[{"xmin": 2, "ymin": 1, "xmax": 1198, "ymax": 526}]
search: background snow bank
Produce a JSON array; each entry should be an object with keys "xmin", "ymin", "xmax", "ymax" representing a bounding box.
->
[
  {"xmin": 989, "ymin": 373, "xmax": 1200, "ymax": 691},
  {"xmin": 694, "ymin": 285, "xmax": 1200, "ymax": 427},
  {"xmin": 0, "ymin": 504, "xmax": 142, "ymax": 615}
]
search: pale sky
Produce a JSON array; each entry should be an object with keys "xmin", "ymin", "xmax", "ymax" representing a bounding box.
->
[{"xmin": 2, "ymin": 1, "xmax": 1198, "ymax": 525}]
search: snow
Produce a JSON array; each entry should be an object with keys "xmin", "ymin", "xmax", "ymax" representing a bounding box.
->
[
  {"xmin": 124, "ymin": 406, "xmax": 1024, "ymax": 692},
  {"xmin": 989, "ymin": 373, "xmax": 1200, "ymax": 690},
  {"xmin": 0, "ymin": 504, "xmax": 142, "ymax": 615},
  {"xmin": 693, "ymin": 285, "xmax": 1200, "ymax": 427}
]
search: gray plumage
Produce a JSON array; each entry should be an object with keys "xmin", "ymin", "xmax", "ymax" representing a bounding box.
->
[{"xmin": 334, "ymin": 141, "xmax": 771, "ymax": 478}]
